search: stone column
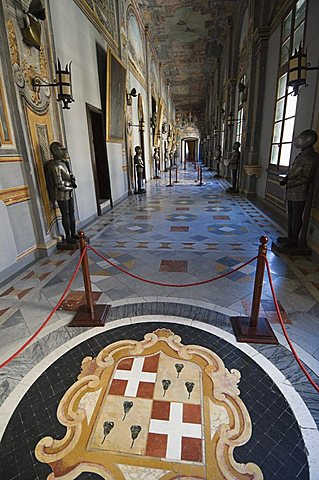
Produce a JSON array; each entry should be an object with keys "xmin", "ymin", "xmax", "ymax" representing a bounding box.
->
[
  {"xmin": 242, "ymin": 27, "xmax": 270, "ymax": 195},
  {"xmin": 144, "ymin": 25, "xmax": 153, "ymax": 178}
]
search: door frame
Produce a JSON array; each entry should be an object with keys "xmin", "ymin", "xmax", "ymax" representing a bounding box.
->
[{"xmin": 86, "ymin": 103, "xmax": 112, "ymax": 215}]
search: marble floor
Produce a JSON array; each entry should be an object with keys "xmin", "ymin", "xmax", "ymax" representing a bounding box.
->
[{"xmin": 0, "ymin": 165, "xmax": 319, "ymax": 479}]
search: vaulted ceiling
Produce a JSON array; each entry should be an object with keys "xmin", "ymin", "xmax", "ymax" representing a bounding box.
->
[{"xmin": 138, "ymin": 0, "xmax": 238, "ymax": 115}]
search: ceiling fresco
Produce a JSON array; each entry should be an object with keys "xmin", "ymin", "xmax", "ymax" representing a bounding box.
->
[{"xmin": 138, "ymin": 0, "xmax": 237, "ymax": 114}]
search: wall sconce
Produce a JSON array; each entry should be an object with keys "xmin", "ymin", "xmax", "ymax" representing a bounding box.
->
[
  {"xmin": 32, "ymin": 59, "xmax": 74, "ymax": 109},
  {"xmin": 287, "ymin": 45, "xmax": 319, "ymax": 96},
  {"xmin": 126, "ymin": 88, "xmax": 137, "ymax": 106}
]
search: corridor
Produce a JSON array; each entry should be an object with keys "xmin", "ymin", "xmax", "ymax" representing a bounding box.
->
[{"xmin": 0, "ymin": 166, "xmax": 318, "ymax": 480}]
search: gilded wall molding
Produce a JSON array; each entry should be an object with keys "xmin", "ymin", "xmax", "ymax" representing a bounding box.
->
[
  {"xmin": 0, "ymin": 75, "xmax": 14, "ymax": 146},
  {"xmin": 6, "ymin": 19, "xmax": 20, "ymax": 66},
  {"xmin": 0, "ymin": 185, "xmax": 30, "ymax": 205},
  {"xmin": 0, "ymin": 156, "xmax": 23, "ymax": 162},
  {"xmin": 6, "ymin": 15, "xmax": 51, "ymax": 111},
  {"xmin": 24, "ymin": 104, "xmax": 56, "ymax": 232},
  {"xmin": 16, "ymin": 244, "xmax": 37, "ymax": 261}
]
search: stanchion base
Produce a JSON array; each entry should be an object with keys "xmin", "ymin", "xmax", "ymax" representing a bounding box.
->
[
  {"xmin": 166, "ymin": 184, "xmax": 173, "ymax": 187},
  {"xmin": 68, "ymin": 304, "xmax": 111, "ymax": 327},
  {"xmin": 271, "ymin": 241, "xmax": 312, "ymax": 256},
  {"xmin": 230, "ymin": 316, "xmax": 278, "ymax": 344}
]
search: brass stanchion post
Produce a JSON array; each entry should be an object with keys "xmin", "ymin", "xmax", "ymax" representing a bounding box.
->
[
  {"xmin": 195, "ymin": 165, "xmax": 199, "ymax": 183},
  {"xmin": 167, "ymin": 166, "xmax": 173, "ymax": 187},
  {"xmin": 69, "ymin": 231, "xmax": 110, "ymax": 327},
  {"xmin": 230, "ymin": 236, "xmax": 278, "ymax": 344},
  {"xmin": 174, "ymin": 165, "xmax": 178, "ymax": 183}
]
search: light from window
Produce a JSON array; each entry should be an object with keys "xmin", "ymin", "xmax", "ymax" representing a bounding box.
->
[{"xmin": 269, "ymin": 0, "xmax": 306, "ymax": 169}]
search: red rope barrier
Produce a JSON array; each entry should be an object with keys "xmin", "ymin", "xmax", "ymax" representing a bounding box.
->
[
  {"xmin": 88, "ymin": 245, "xmax": 258, "ymax": 287},
  {"xmin": 264, "ymin": 256, "xmax": 319, "ymax": 394},
  {"xmin": 0, "ymin": 247, "xmax": 88, "ymax": 370}
]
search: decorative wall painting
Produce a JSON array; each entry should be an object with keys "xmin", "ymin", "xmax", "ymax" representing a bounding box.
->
[{"xmin": 106, "ymin": 49, "xmax": 126, "ymax": 142}]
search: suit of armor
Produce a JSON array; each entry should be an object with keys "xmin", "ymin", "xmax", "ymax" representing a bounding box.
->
[
  {"xmin": 48, "ymin": 142, "xmax": 77, "ymax": 244},
  {"xmin": 278, "ymin": 130, "xmax": 319, "ymax": 247},
  {"xmin": 50, "ymin": 159, "xmax": 75, "ymax": 201},
  {"xmin": 134, "ymin": 146, "xmax": 145, "ymax": 193},
  {"xmin": 228, "ymin": 142, "xmax": 241, "ymax": 192}
]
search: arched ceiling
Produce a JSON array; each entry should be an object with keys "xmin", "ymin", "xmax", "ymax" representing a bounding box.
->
[{"xmin": 137, "ymin": 0, "xmax": 238, "ymax": 115}]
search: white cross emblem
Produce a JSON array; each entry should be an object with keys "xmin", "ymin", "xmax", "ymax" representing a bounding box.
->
[
  {"xmin": 113, "ymin": 357, "xmax": 156, "ymax": 397},
  {"xmin": 149, "ymin": 402, "xmax": 202, "ymax": 460}
]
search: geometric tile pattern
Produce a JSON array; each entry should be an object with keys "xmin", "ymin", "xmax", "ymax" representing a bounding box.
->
[
  {"xmin": 207, "ymin": 224, "xmax": 248, "ymax": 235},
  {"xmin": 159, "ymin": 260, "xmax": 188, "ymax": 272}
]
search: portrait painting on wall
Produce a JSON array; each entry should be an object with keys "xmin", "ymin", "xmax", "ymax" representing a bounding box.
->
[
  {"xmin": 150, "ymin": 59, "xmax": 159, "ymax": 99},
  {"xmin": 106, "ymin": 49, "xmax": 126, "ymax": 142},
  {"xmin": 128, "ymin": 13, "xmax": 145, "ymax": 82},
  {"xmin": 154, "ymin": 100, "xmax": 164, "ymax": 148}
]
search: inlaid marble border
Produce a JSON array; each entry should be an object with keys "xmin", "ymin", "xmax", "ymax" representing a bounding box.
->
[{"xmin": 0, "ymin": 315, "xmax": 318, "ymax": 479}]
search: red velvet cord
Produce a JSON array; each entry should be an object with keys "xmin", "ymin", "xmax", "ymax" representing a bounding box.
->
[
  {"xmin": 88, "ymin": 246, "xmax": 258, "ymax": 287},
  {"xmin": 263, "ymin": 256, "xmax": 319, "ymax": 394},
  {"xmin": 0, "ymin": 247, "xmax": 87, "ymax": 369}
]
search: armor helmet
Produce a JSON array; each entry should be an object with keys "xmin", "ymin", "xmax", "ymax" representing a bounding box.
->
[
  {"xmin": 294, "ymin": 129, "xmax": 318, "ymax": 149},
  {"xmin": 233, "ymin": 142, "xmax": 240, "ymax": 149},
  {"xmin": 50, "ymin": 141, "xmax": 68, "ymax": 159}
]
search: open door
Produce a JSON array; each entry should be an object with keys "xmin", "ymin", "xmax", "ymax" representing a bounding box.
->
[{"xmin": 86, "ymin": 104, "xmax": 112, "ymax": 215}]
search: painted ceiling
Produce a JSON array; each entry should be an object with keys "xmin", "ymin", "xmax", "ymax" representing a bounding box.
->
[{"xmin": 138, "ymin": 0, "xmax": 238, "ymax": 115}]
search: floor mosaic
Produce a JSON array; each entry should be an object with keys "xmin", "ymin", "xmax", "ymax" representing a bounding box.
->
[
  {"xmin": 0, "ymin": 322, "xmax": 312, "ymax": 480},
  {"xmin": 0, "ymin": 165, "xmax": 319, "ymax": 479}
]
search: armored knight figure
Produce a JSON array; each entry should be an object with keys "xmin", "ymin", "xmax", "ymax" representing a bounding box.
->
[
  {"xmin": 169, "ymin": 150, "xmax": 173, "ymax": 168},
  {"xmin": 227, "ymin": 142, "xmax": 241, "ymax": 193},
  {"xmin": 153, "ymin": 147, "xmax": 160, "ymax": 178},
  {"xmin": 48, "ymin": 141, "xmax": 78, "ymax": 244},
  {"xmin": 134, "ymin": 146, "xmax": 145, "ymax": 193},
  {"xmin": 277, "ymin": 129, "xmax": 319, "ymax": 248},
  {"xmin": 214, "ymin": 145, "xmax": 222, "ymax": 178}
]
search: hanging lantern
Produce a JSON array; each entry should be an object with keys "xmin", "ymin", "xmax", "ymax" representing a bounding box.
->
[{"xmin": 288, "ymin": 45, "xmax": 307, "ymax": 96}]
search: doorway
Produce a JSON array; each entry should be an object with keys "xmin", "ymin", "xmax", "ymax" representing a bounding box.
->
[
  {"xmin": 186, "ymin": 140, "xmax": 196, "ymax": 163},
  {"xmin": 182, "ymin": 138, "xmax": 198, "ymax": 164},
  {"xmin": 86, "ymin": 104, "xmax": 112, "ymax": 215}
]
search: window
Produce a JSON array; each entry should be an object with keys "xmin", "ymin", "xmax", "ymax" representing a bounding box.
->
[
  {"xmin": 235, "ymin": 75, "xmax": 246, "ymax": 145},
  {"xmin": 269, "ymin": 0, "xmax": 306, "ymax": 168}
]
